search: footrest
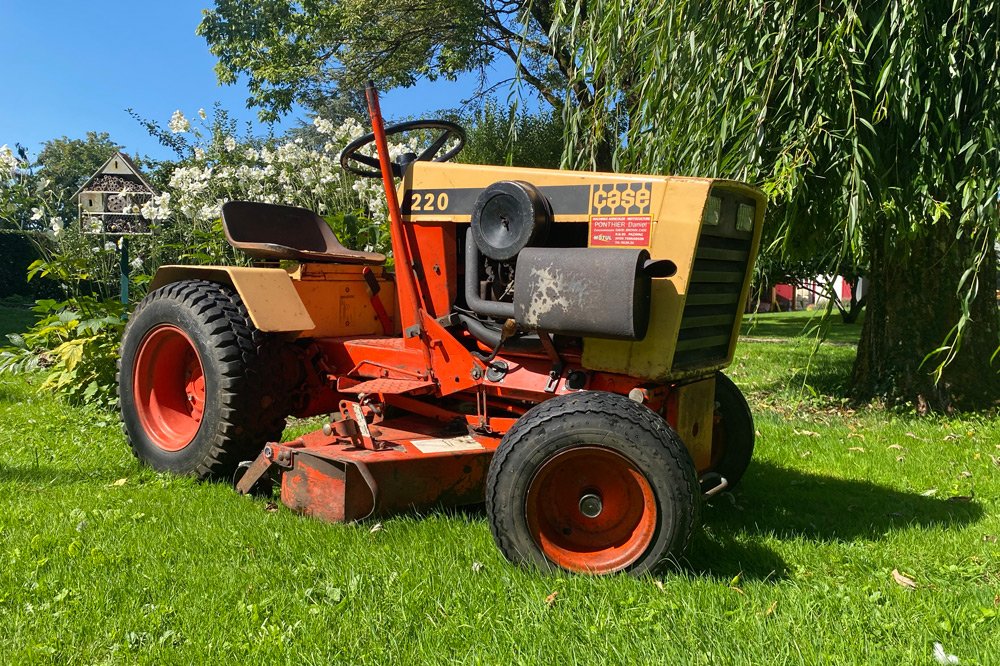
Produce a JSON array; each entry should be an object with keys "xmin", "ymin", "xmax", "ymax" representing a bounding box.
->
[{"xmin": 337, "ymin": 377, "xmax": 435, "ymax": 395}]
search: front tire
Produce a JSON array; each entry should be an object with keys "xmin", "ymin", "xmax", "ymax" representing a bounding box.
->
[
  {"xmin": 486, "ymin": 391, "xmax": 699, "ymax": 576},
  {"xmin": 707, "ymin": 372, "xmax": 755, "ymax": 489},
  {"xmin": 118, "ymin": 279, "xmax": 288, "ymax": 478}
]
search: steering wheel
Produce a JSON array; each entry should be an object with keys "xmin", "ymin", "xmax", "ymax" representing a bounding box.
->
[{"xmin": 339, "ymin": 119, "xmax": 467, "ymax": 178}]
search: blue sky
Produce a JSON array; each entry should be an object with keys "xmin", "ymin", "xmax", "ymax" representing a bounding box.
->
[{"xmin": 0, "ymin": 1, "xmax": 508, "ymax": 161}]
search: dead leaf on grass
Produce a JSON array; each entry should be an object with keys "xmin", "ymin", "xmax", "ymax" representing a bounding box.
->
[
  {"xmin": 544, "ymin": 591, "xmax": 559, "ymax": 607},
  {"xmin": 110, "ymin": 478, "xmax": 127, "ymax": 487},
  {"xmin": 983, "ymin": 535, "xmax": 997, "ymax": 543},
  {"xmin": 654, "ymin": 580, "xmax": 665, "ymax": 592},
  {"xmin": 472, "ymin": 561, "xmax": 484, "ymax": 573},
  {"xmin": 370, "ymin": 522, "xmax": 383, "ymax": 533},
  {"xmin": 887, "ymin": 444, "xmax": 904, "ymax": 451},
  {"xmin": 800, "ymin": 450, "xmax": 813, "ymax": 458},
  {"xmin": 763, "ymin": 600, "xmax": 777, "ymax": 616},
  {"xmin": 920, "ymin": 488, "xmax": 938, "ymax": 497},
  {"xmin": 904, "ymin": 432, "xmax": 922, "ymax": 440},
  {"xmin": 947, "ymin": 495, "xmax": 974, "ymax": 503},
  {"xmin": 794, "ymin": 429, "xmax": 820, "ymax": 437},
  {"xmin": 959, "ymin": 471, "xmax": 973, "ymax": 478},
  {"xmin": 847, "ymin": 446, "xmax": 866, "ymax": 453},
  {"xmin": 264, "ymin": 502, "xmax": 278, "ymax": 513},
  {"xmin": 891, "ymin": 569, "xmax": 918, "ymax": 589},
  {"xmin": 990, "ymin": 455, "xmax": 1000, "ymax": 467},
  {"xmin": 943, "ymin": 433, "xmax": 960, "ymax": 442},
  {"xmin": 895, "ymin": 456, "xmax": 906, "ymax": 462},
  {"xmin": 847, "ymin": 433, "xmax": 864, "ymax": 439}
]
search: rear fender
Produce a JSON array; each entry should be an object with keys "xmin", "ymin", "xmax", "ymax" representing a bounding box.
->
[{"xmin": 149, "ymin": 265, "xmax": 315, "ymax": 333}]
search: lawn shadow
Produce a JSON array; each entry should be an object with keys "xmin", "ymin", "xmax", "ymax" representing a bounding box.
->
[
  {"xmin": 705, "ymin": 460, "xmax": 984, "ymax": 542},
  {"xmin": 0, "ymin": 464, "xmax": 109, "ymax": 486},
  {"xmin": 679, "ymin": 460, "xmax": 983, "ymax": 584}
]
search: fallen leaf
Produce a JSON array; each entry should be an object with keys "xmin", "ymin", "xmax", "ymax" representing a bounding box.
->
[
  {"xmin": 994, "ymin": 594, "xmax": 999, "ymax": 606},
  {"xmin": 943, "ymin": 433, "xmax": 960, "ymax": 442},
  {"xmin": 983, "ymin": 535, "xmax": 997, "ymax": 543},
  {"xmin": 544, "ymin": 591, "xmax": 558, "ymax": 607},
  {"xmin": 887, "ymin": 444, "xmax": 904, "ymax": 451},
  {"xmin": 111, "ymin": 478, "xmax": 127, "ymax": 487},
  {"xmin": 896, "ymin": 456, "xmax": 906, "ymax": 462},
  {"xmin": 920, "ymin": 488, "xmax": 938, "ymax": 497},
  {"xmin": 653, "ymin": 580, "xmax": 665, "ymax": 592},
  {"xmin": 959, "ymin": 471, "xmax": 972, "ymax": 478},
  {"xmin": 472, "ymin": 561, "xmax": 484, "ymax": 572},
  {"xmin": 794, "ymin": 429, "xmax": 820, "ymax": 437},
  {"xmin": 264, "ymin": 502, "xmax": 278, "ymax": 513},
  {"xmin": 990, "ymin": 455, "xmax": 1000, "ymax": 467},
  {"xmin": 947, "ymin": 495, "xmax": 974, "ymax": 503},
  {"xmin": 763, "ymin": 600, "xmax": 777, "ymax": 616},
  {"xmin": 891, "ymin": 569, "xmax": 917, "ymax": 589},
  {"xmin": 370, "ymin": 522, "xmax": 383, "ymax": 533},
  {"xmin": 905, "ymin": 432, "xmax": 921, "ymax": 439},
  {"xmin": 847, "ymin": 446, "xmax": 866, "ymax": 453},
  {"xmin": 847, "ymin": 432, "xmax": 864, "ymax": 439},
  {"xmin": 800, "ymin": 450, "xmax": 812, "ymax": 458}
]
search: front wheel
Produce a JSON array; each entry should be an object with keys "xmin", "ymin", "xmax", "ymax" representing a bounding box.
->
[
  {"xmin": 118, "ymin": 279, "xmax": 288, "ymax": 479},
  {"xmin": 706, "ymin": 372, "xmax": 755, "ymax": 490},
  {"xmin": 486, "ymin": 391, "xmax": 699, "ymax": 576}
]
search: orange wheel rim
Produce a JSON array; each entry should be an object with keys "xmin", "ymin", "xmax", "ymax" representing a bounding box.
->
[
  {"xmin": 133, "ymin": 325, "xmax": 205, "ymax": 452},
  {"xmin": 525, "ymin": 446, "xmax": 657, "ymax": 573}
]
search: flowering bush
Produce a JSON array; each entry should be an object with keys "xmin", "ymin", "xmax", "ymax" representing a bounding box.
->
[{"xmin": 141, "ymin": 108, "xmax": 401, "ymax": 266}]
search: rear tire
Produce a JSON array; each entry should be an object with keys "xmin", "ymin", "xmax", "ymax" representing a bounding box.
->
[
  {"xmin": 486, "ymin": 391, "xmax": 699, "ymax": 576},
  {"xmin": 118, "ymin": 279, "xmax": 288, "ymax": 479},
  {"xmin": 707, "ymin": 372, "xmax": 755, "ymax": 490}
]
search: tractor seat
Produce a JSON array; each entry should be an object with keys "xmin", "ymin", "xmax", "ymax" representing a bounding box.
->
[{"xmin": 221, "ymin": 201, "xmax": 386, "ymax": 265}]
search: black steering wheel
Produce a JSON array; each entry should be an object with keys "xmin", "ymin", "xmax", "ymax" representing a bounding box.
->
[{"xmin": 339, "ymin": 119, "xmax": 466, "ymax": 178}]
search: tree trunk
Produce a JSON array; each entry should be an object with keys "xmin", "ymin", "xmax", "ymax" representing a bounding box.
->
[{"xmin": 852, "ymin": 221, "xmax": 1000, "ymax": 412}]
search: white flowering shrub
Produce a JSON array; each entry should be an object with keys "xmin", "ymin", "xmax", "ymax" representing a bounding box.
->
[{"xmin": 146, "ymin": 109, "xmax": 402, "ymax": 267}]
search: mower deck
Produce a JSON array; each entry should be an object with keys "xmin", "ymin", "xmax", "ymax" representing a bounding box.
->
[{"xmin": 237, "ymin": 419, "xmax": 499, "ymax": 523}]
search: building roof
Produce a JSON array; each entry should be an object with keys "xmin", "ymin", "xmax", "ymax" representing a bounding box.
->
[{"xmin": 72, "ymin": 150, "xmax": 157, "ymax": 199}]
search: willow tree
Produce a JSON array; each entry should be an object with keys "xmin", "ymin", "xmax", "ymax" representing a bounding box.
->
[{"xmin": 552, "ymin": 0, "xmax": 1000, "ymax": 410}]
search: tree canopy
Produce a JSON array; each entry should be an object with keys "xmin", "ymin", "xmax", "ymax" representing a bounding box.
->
[
  {"xmin": 555, "ymin": 0, "xmax": 999, "ymax": 409},
  {"xmin": 197, "ymin": 0, "xmax": 587, "ymax": 119}
]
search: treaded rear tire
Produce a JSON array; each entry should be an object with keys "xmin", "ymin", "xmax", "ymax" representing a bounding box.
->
[
  {"xmin": 486, "ymin": 391, "xmax": 699, "ymax": 576},
  {"xmin": 118, "ymin": 279, "xmax": 288, "ymax": 479}
]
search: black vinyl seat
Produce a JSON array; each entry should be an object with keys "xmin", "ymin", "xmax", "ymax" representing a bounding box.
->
[{"xmin": 221, "ymin": 201, "xmax": 386, "ymax": 265}]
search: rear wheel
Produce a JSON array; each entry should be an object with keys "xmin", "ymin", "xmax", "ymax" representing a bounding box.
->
[
  {"xmin": 707, "ymin": 372, "xmax": 755, "ymax": 489},
  {"xmin": 118, "ymin": 279, "xmax": 288, "ymax": 478},
  {"xmin": 486, "ymin": 391, "xmax": 699, "ymax": 576}
]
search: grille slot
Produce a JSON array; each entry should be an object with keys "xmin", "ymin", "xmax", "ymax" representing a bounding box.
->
[{"xmin": 671, "ymin": 193, "xmax": 754, "ymax": 371}]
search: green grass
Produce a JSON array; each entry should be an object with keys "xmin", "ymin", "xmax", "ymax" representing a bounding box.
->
[
  {"xmin": 0, "ymin": 300, "xmax": 38, "ymax": 340},
  {"xmin": 0, "ymin": 310, "xmax": 997, "ymax": 664}
]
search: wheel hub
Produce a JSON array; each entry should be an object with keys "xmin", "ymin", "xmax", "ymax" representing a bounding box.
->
[
  {"xmin": 525, "ymin": 446, "xmax": 657, "ymax": 574},
  {"xmin": 578, "ymin": 492, "xmax": 603, "ymax": 518}
]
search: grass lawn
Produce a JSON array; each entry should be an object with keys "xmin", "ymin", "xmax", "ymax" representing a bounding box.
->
[{"xmin": 0, "ymin": 310, "xmax": 996, "ymax": 664}]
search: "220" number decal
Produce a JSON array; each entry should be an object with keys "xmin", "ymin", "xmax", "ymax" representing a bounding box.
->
[{"xmin": 408, "ymin": 191, "xmax": 450, "ymax": 212}]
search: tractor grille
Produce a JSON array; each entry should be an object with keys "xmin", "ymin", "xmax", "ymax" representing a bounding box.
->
[{"xmin": 671, "ymin": 192, "xmax": 755, "ymax": 371}]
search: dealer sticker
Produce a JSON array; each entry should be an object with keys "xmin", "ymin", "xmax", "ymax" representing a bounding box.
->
[
  {"xmin": 411, "ymin": 435, "xmax": 485, "ymax": 454},
  {"xmin": 589, "ymin": 215, "xmax": 652, "ymax": 247}
]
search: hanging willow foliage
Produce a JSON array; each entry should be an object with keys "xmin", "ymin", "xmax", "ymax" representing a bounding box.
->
[{"xmin": 549, "ymin": 0, "xmax": 1000, "ymax": 407}]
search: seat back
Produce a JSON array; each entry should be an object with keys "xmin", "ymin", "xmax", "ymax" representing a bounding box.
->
[{"xmin": 221, "ymin": 201, "xmax": 385, "ymax": 265}]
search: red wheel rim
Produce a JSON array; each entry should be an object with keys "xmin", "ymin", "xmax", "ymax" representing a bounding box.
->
[
  {"xmin": 133, "ymin": 325, "xmax": 206, "ymax": 452},
  {"xmin": 525, "ymin": 446, "xmax": 657, "ymax": 573}
]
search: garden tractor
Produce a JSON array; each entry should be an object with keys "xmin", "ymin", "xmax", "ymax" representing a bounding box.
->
[{"xmin": 118, "ymin": 84, "xmax": 765, "ymax": 576}]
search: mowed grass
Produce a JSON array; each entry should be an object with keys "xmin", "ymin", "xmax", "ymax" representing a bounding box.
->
[{"xmin": 0, "ymin": 310, "xmax": 997, "ymax": 664}]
